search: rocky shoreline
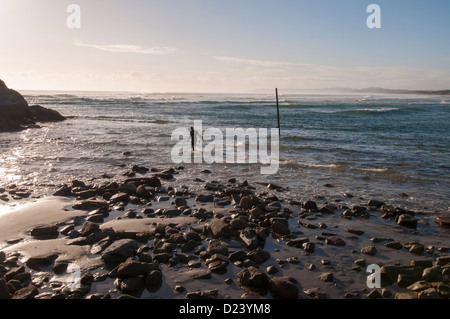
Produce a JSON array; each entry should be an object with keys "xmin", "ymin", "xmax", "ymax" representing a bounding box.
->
[
  {"xmin": 0, "ymin": 165, "xmax": 449, "ymax": 300},
  {"xmin": 0, "ymin": 79, "xmax": 65, "ymax": 132}
]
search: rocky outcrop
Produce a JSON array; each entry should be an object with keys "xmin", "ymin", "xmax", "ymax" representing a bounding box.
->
[{"xmin": 0, "ymin": 79, "xmax": 65, "ymax": 132}]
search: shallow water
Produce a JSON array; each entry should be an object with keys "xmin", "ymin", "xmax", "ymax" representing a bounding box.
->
[{"xmin": 0, "ymin": 92, "xmax": 449, "ymax": 217}]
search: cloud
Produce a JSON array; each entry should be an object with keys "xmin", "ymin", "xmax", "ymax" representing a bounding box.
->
[
  {"xmin": 213, "ymin": 56, "xmax": 339, "ymax": 71},
  {"xmin": 74, "ymin": 42, "xmax": 177, "ymax": 55},
  {"xmin": 212, "ymin": 55, "xmax": 450, "ymax": 90}
]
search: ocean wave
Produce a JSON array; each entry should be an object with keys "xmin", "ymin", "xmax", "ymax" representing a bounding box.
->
[
  {"xmin": 355, "ymin": 167, "xmax": 389, "ymax": 172},
  {"xmin": 351, "ymin": 107, "xmax": 400, "ymax": 113},
  {"xmin": 81, "ymin": 116, "xmax": 169, "ymax": 124},
  {"xmin": 281, "ymin": 160, "xmax": 340, "ymax": 169}
]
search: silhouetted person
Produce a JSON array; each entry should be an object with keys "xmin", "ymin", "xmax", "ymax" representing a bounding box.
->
[{"xmin": 190, "ymin": 126, "xmax": 195, "ymax": 151}]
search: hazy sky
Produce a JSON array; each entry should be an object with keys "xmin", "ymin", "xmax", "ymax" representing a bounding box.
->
[{"xmin": 1, "ymin": 0, "xmax": 450, "ymax": 92}]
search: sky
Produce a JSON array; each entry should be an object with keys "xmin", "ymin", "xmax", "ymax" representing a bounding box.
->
[{"xmin": 1, "ymin": 0, "xmax": 450, "ymax": 93}]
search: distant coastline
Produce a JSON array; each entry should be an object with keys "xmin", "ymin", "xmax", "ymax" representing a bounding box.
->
[{"xmin": 253, "ymin": 87, "xmax": 450, "ymax": 96}]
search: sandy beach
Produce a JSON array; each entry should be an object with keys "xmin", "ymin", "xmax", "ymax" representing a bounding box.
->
[{"xmin": 1, "ymin": 165, "xmax": 449, "ymax": 300}]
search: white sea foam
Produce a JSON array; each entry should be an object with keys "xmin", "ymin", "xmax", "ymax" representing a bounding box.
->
[{"xmin": 354, "ymin": 107, "xmax": 399, "ymax": 112}]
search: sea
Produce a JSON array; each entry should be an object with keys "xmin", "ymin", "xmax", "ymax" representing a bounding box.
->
[{"xmin": 0, "ymin": 91, "xmax": 449, "ymax": 216}]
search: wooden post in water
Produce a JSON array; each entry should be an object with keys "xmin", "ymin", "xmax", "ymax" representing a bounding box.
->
[{"xmin": 276, "ymin": 88, "xmax": 281, "ymax": 137}]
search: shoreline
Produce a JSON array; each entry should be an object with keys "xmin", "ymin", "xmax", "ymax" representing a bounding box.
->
[{"xmin": 0, "ymin": 165, "xmax": 449, "ymax": 299}]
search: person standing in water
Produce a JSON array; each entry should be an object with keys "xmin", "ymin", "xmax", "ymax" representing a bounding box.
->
[{"xmin": 190, "ymin": 127, "xmax": 195, "ymax": 152}]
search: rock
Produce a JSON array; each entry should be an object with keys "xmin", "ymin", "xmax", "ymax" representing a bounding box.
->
[
  {"xmin": 435, "ymin": 283, "xmax": 450, "ymax": 298},
  {"xmin": 101, "ymin": 239, "xmax": 139, "ymax": 269},
  {"xmin": 268, "ymin": 277, "xmax": 299, "ymax": 299},
  {"xmin": 304, "ymin": 287, "xmax": 327, "ymax": 299},
  {"xmin": 195, "ymin": 194, "xmax": 214, "ymax": 203},
  {"xmin": 368, "ymin": 199, "xmax": 385, "ymax": 208},
  {"xmin": 302, "ymin": 242, "xmax": 315, "ymax": 253},
  {"xmin": 249, "ymin": 206, "xmax": 263, "ymax": 218},
  {"xmin": 381, "ymin": 289, "xmax": 393, "ymax": 298},
  {"xmin": 237, "ymin": 266, "xmax": 269, "ymax": 292},
  {"xmin": 118, "ymin": 277, "xmax": 144, "ymax": 293},
  {"xmin": 0, "ymin": 278, "xmax": 11, "ymax": 299},
  {"xmin": 175, "ymin": 198, "xmax": 187, "ymax": 207},
  {"xmin": 224, "ymin": 278, "xmax": 233, "ymax": 285},
  {"xmin": 239, "ymin": 195, "xmax": 260, "ymax": 210},
  {"xmin": 371, "ymin": 237, "xmax": 393, "ymax": 243},
  {"xmin": 164, "ymin": 209, "xmax": 182, "ymax": 218},
  {"xmin": 307, "ymin": 264, "xmax": 316, "ymax": 271},
  {"xmin": 132, "ymin": 165, "xmax": 149, "ymax": 173},
  {"xmin": 116, "ymin": 258, "xmax": 155, "ymax": 278},
  {"xmin": 325, "ymin": 236, "xmax": 346, "ymax": 247},
  {"xmin": 210, "ymin": 219, "xmax": 233, "ymax": 238},
  {"xmin": 79, "ymin": 222, "xmax": 101, "ymax": 237},
  {"xmin": 0, "ymin": 79, "xmax": 65, "ymax": 132},
  {"xmin": 287, "ymin": 237, "xmax": 310, "ymax": 248},
  {"xmin": 229, "ymin": 250, "xmax": 247, "ymax": 263},
  {"xmin": 407, "ymin": 281, "xmax": 432, "ymax": 292},
  {"xmin": 125, "ymin": 176, "xmax": 161, "ymax": 188},
  {"xmin": 230, "ymin": 218, "xmax": 247, "ymax": 231},
  {"xmin": 410, "ymin": 260, "xmax": 433, "ymax": 269},
  {"xmin": 136, "ymin": 185, "xmax": 153, "ymax": 199},
  {"xmin": 272, "ymin": 220, "xmax": 290, "ymax": 236},
  {"xmin": 145, "ymin": 270, "xmax": 163, "ymax": 290},
  {"xmin": 206, "ymin": 254, "xmax": 229, "ymax": 273},
  {"xmin": 0, "ymin": 251, "xmax": 5, "ymax": 264},
  {"xmin": 207, "ymin": 241, "xmax": 228, "ymax": 256},
  {"xmin": 385, "ymin": 241, "xmax": 403, "ymax": 250},
  {"xmin": 110, "ymin": 192, "xmax": 129, "ymax": 203},
  {"xmin": 266, "ymin": 265, "xmax": 279, "ymax": 275},
  {"xmin": 246, "ymin": 248, "xmax": 270, "ymax": 265},
  {"xmin": 435, "ymin": 216, "xmax": 450, "ymax": 228},
  {"xmin": 186, "ymin": 289, "xmax": 218, "ymax": 299},
  {"xmin": 394, "ymin": 293, "xmax": 416, "ymax": 299},
  {"xmin": 75, "ymin": 189, "xmax": 97, "ymax": 199},
  {"xmin": 418, "ymin": 288, "xmax": 440, "ymax": 299},
  {"xmin": 355, "ymin": 259, "xmax": 366, "ymax": 267},
  {"xmin": 408, "ymin": 243, "xmax": 425, "ymax": 255},
  {"xmin": 86, "ymin": 214, "xmax": 104, "ymax": 223},
  {"xmin": 380, "ymin": 265, "xmax": 422, "ymax": 285},
  {"xmin": 12, "ymin": 286, "xmax": 39, "ymax": 299},
  {"xmin": 436, "ymin": 256, "xmax": 450, "ymax": 266},
  {"xmin": 153, "ymin": 253, "xmax": 172, "ymax": 263},
  {"xmin": 396, "ymin": 214, "xmax": 418, "ymax": 229},
  {"xmin": 361, "ymin": 246, "xmax": 377, "ymax": 256},
  {"xmin": 345, "ymin": 229, "xmax": 364, "ymax": 236},
  {"xmin": 73, "ymin": 200, "xmax": 109, "ymax": 211},
  {"xmin": 153, "ymin": 242, "xmax": 175, "ymax": 254},
  {"xmin": 422, "ymin": 266, "xmax": 442, "ymax": 282},
  {"xmin": 319, "ymin": 272, "xmax": 334, "ymax": 282},
  {"xmin": 53, "ymin": 186, "xmax": 74, "ymax": 197},
  {"xmin": 30, "ymin": 225, "xmax": 59, "ymax": 240},
  {"xmin": 367, "ymin": 289, "xmax": 382, "ymax": 299},
  {"xmin": 397, "ymin": 274, "xmax": 416, "ymax": 288},
  {"xmin": 25, "ymin": 254, "xmax": 58, "ymax": 271},
  {"xmin": 239, "ymin": 228, "xmax": 261, "ymax": 249},
  {"xmin": 302, "ymin": 200, "xmax": 318, "ymax": 210}
]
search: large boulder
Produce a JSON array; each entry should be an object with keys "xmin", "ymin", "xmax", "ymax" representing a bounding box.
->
[
  {"xmin": 210, "ymin": 219, "xmax": 234, "ymax": 238},
  {"xmin": 0, "ymin": 79, "xmax": 65, "ymax": 132},
  {"xmin": 237, "ymin": 266, "xmax": 269, "ymax": 292},
  {"xmin": 268, "ymin": 277, "xmax": 299, "ymax": 299},
  {"xmin": 101, "ymin": 239, "xmax": 139, "ymax": 269}
]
